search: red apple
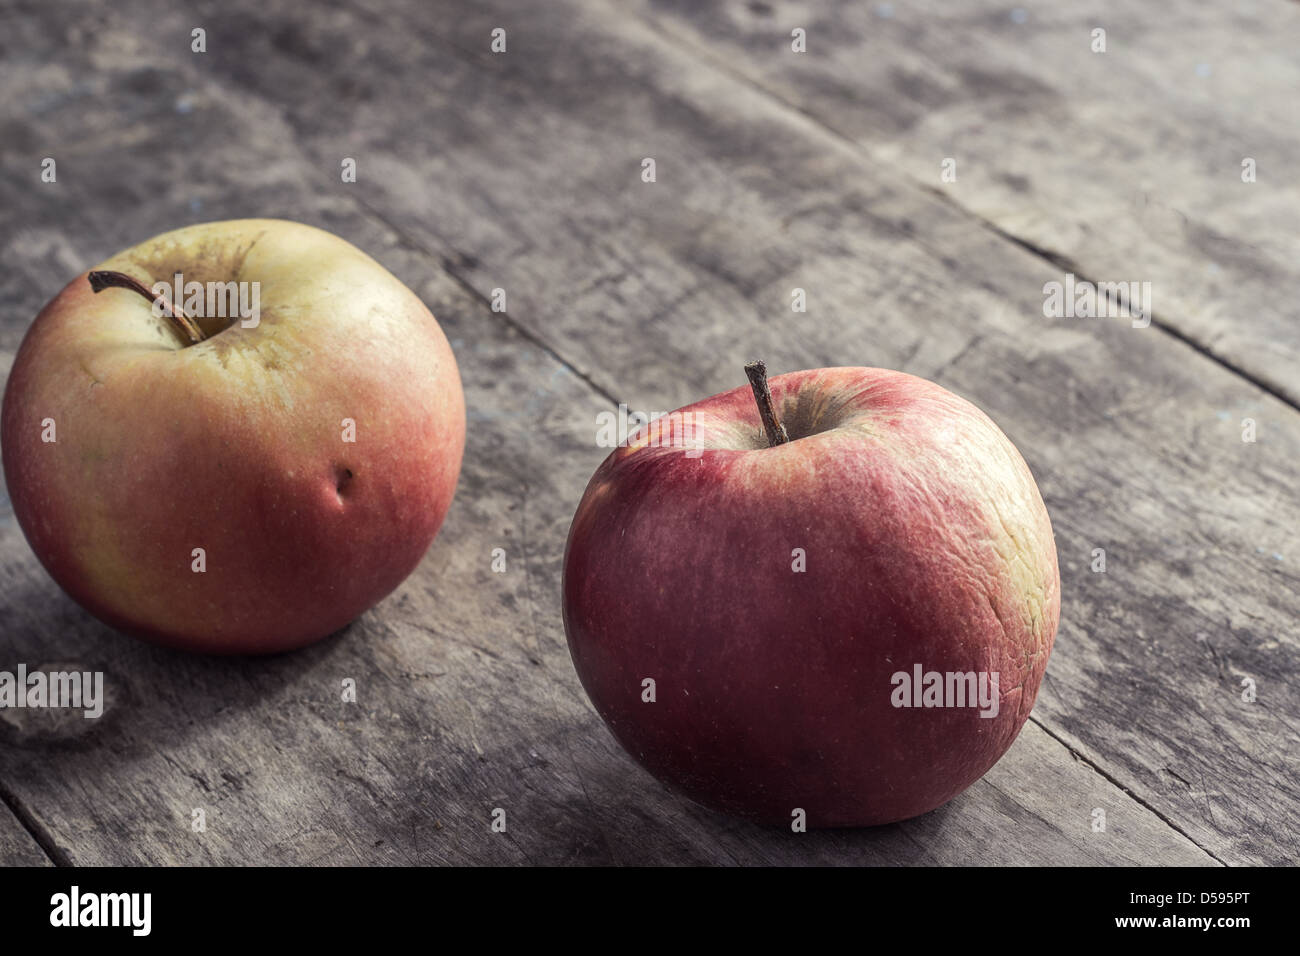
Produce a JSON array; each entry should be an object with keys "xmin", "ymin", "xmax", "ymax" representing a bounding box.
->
[
  {"xmin": 562, "ymin": 363, "xmax": 1060, "ymax": 826},
  {"xmin": 1, "ymin": 219, "xmax": 465, "ymax": 654}
]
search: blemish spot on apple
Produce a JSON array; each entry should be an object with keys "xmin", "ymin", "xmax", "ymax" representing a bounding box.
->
[{"xmin": 335, "ymin": 466, "xmax": 354, "ymax": 499}]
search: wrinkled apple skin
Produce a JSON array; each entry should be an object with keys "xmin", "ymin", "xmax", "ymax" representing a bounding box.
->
[
  {"xmin": 562, "ymin": 367, "xmax": 1060, "ymax": 826},
  {"xmin": 1, "ymin": 219, "xmax": 465, "ymax": 654}
]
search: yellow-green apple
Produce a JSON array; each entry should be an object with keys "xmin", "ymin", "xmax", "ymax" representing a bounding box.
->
[
  {"xmin": 562, "ymin": 363, "xmax": 1060, "ymax": 826},
  {"xmin": 1, "ymin": 219, "xmax": 464, "ymax": 654}
]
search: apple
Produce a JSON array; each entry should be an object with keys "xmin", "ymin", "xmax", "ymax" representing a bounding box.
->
[
  {"xmin": 1, "ymin": 219, "xmax": 465, "ymax": 654},
  {"xmin": 562, "ymin": 363, "xmax": 1060, "ymax": 826}
]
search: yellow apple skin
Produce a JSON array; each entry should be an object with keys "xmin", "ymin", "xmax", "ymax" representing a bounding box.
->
[{"xmin": 1, "ymin": 220, "xmax": 465, "ymax": 654}]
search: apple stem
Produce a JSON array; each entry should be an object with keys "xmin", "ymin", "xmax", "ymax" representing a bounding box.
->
[
  {"xmin": 87, "ymin": 270, "xmax": 207, "ymax": 344},
  {"xmin": 744, "ymin": 360, "xmax": 789, "ymax": 447}
]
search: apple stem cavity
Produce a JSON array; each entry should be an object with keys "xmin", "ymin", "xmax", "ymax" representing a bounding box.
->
[
  {"xmin": 744, "ymin": 360, "xmax": 789, "ymax": 447},
  {"xmin": 87, "ymin": 270, "xmax": 207, "ymax": 345}
]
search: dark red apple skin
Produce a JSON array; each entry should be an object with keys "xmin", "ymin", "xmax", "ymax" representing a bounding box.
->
[{"xmin": 562, "ymin": 368, "xmax": 1060, "ymax": 826}]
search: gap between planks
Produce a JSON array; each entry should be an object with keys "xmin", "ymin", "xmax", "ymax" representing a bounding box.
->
[{"xmin": 0, "ymin": 774, "xmax": 69, "ymax": 866}]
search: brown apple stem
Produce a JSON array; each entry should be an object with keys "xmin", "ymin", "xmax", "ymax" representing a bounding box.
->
[
  {"xmin": 87, "ymin": 270, "xmax": 206, "ymax": 344},
  {"xmin": 744, "ymin": 360, "xmax": 789, "ymax": 447}
]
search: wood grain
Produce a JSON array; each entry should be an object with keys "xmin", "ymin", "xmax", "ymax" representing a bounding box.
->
[
  {"xmin": 0, "ymin": 0, "xmax": 1293, "ymax": 865},
  {"xmin": 626, "ymin": 0, "xmax": 1300, "ymax": 406}
]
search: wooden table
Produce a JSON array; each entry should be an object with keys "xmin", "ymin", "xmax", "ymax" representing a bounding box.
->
[{"xmin": 1, "ymin": 0, "xmax": 1296, "ymax": 866}]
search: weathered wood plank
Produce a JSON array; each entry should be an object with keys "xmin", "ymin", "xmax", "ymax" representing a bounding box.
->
[
  {"xmin": 625, "ymin": 0, "xmax": 1300, "ymax": 406},
  {"xmin": 131, "ymin": 0, "xmax": 1298, "ymax": 863},
  {"xmin": 0, "ymin": 0, "xmax": 1290, "ymax": 866}
]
